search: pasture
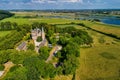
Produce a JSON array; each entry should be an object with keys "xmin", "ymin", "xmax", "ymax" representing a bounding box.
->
[
  {"xmin": 81, "ymin": 21, "xmax": 120, "ymax": 37},
  {"xmin": 1, "ymin": 17, "xmax": 80, "ymax": 25},
  {"xmin": 76, "ymin": 27, "xmax": 120, "ymax": 80}
]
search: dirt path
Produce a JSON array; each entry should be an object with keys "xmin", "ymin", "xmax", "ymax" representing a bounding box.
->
[
  {"xmin": 46, "ymin": 45, "xmax": 62, "ymax": 63},
  {"xmin": 46, "ymin": 46, "xmax": 57, "ymax": 63},
  {"xmin": 0, "ymin": 61, "xmax": 14, "ymax": 79}
]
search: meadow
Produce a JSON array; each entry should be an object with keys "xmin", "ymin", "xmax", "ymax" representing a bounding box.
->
[
  {"xmin": 81, "ymin": 21, "xmax": 120, "ymax": 37},
  {"xmin": 76, "ymin": 26, "xmax": 120, "ymax": 80}
]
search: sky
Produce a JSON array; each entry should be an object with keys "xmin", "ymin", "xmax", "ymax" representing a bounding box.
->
[{"xmin": 0, "ymin": 0, "xmax": 120, "ymax": 10}]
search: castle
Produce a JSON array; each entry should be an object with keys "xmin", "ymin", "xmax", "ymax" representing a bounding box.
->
[{"xmin": 31, "ymin": 27, "xmax": 47, "ymax": 52}]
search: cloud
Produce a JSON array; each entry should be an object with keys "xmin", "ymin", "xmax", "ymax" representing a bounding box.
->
[
  {"xmin": 0, "ymin": 0, "xmax": 120, "ymax": 10},
  {"xmin": 31, "ymin": 0, "xmax": 83, "ymax": 3},
  {"xmin": 31, "ymin": 0, "xmax": 45, "ymax": 3},
  {"xmin": 60, "ymin": 0, "xmax": 83, "ymax": 3},
  {"xmin": 0, "ymin": 0, "xmax": 31, "ymax": 3}
]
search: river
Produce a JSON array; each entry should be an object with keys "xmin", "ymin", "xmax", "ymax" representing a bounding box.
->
[{"xmin": 79, "ymin": 15, "xmax": 120, "ymax": 26}]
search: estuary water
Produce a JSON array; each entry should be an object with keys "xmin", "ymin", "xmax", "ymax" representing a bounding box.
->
[
  {"xmin": 79, "ymin": 15, "xmax": 120, "ymax": 26},
  {"xmin": 101, "ymin": 18, "xmax": 120, "ymax": 25}
]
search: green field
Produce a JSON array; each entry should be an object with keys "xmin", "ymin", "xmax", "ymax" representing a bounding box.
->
[
  {"xmin": 76, "ymin": 27, "xmax": 120, "ymax": 80},
  {"xmin": 0, "ymin": 31, "xmax": 11, "ymax": 37},
  {"xmin": 1, "ymin": 17, "xmax": 81, "ymax": 24},
  {"xmin": 80, "ymin": 21, "xmax": 120, "ymax": 37},
  {"xmin": 1, "ymin": 11, "xmax": 78, "ymax": 24}
]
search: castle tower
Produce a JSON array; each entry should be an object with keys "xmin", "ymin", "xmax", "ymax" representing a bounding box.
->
[{"xmin": 42, "ymin": 27, "xmax": 45, "ymax": 40}]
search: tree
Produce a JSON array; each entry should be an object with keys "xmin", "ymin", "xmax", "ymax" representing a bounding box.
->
[
  {"xmin": 27, "ymin": 67, "xmax": 40, "ymax": 80},
  {"xmin": 47, "ymin": 30, "xmax": 54, "ymax": 37},
  {"xmin": 12, "ymin": 22, "xmax": 18, "ymax": 29},
  {"xmin": 63, "ymin": 60, "xmax": 76, "ymax": 75},
  {"xmin": 0, "ymin": 64, "xmax": 4, "ymax": 70},
  {"xmin": 39, "ymin": 46, "xmax": 49, "ymax": 60},
  {"xmin": 23, "ymin": 56, "xmax": 41, "ymax": 80},
  {"xmin": 36, "ymin": 36, "xmax": 42, "ymax": 42},
  {"xmin": 58, "ymin": 37, "xmax": 68, "ymax": 46},
  {"xmin": 27, "ymin": 43, "xmax": 35, "ymax": 50},
  {"xmin": 5, "ymin": 67, "xmax": 27, "ymax": 80}
]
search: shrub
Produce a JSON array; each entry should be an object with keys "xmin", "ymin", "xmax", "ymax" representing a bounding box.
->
[{"xmin": 0, "ymin": 64, "xmax": 4, "ymax": 70}]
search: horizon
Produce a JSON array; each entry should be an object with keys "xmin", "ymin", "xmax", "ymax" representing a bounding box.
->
[{"xmin": 2, "ymin": 9, "xmax": 120, "ymax": 11}]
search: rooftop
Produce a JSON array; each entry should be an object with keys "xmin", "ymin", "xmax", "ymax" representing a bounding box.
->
[{"xmin": 17, "ymin": 42, "xmax": 26, "ymax": 50}]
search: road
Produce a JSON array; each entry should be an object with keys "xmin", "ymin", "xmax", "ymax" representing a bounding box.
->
[
  {"xmin": 0, "ymin": 61, "xmax": 14, "ymax": 79},
  {"xmin": 46, "ymin": 45, "xmax": 62, "ymax": 63}
]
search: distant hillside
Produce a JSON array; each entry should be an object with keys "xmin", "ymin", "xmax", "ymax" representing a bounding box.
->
[{"xmin": 0, "ymin": 10, "xmax": 14, "ymax": 20}]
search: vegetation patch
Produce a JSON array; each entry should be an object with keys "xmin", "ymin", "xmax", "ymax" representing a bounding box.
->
[
  {"xmin": 9, "ymin": 65, "xmax": 20, "ymax": 72},
  {"xmin": 98, "ymin": 36, "xmax": 106, "ymax": 43},
  {"xmin": 100, "ymin": 52, "xmax": 116, "ymax": 59},
  {"xmin": 0, "ymin": 31, "xmax": 11, "ymax": 37},
  {"xmin": 0, "ymin": 10, "xmax": 14, "ymax": 20},
  {"xmin": 36, "ymin": 36, "xmax": 42, "ymax": 42},
  {"xmin": 0, "ymin": 64, "xmax": 4, "ymax": 70}
]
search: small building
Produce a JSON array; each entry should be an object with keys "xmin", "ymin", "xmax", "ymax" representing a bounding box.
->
[
  {"xmin": 31, "ymin": 27, "xmax": 48, "ymax": 52},
  {"xmin": 16, "ymin": 42, "xmax": 27, "ymax": 51},
  {"xmin": 31, "ymin": 27, "xmax": 46, "ymax": 47}
]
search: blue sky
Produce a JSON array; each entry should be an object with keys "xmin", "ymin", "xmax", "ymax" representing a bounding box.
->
[{"xmin": 0, "ymin": 0, "xmax": 120, "ymax": 10}]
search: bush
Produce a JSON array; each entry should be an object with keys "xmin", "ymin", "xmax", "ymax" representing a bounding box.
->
[
  {"xmin": 98, "ymin": 37, "xmax": 106, "ymax": 43},
  {"xmin": 36, "ymin": 36, "xmax": 42, "ymax": 42},
  {"xmin": 0, "ymin": 64, "xmax": 4, "ymax": 70},
  {"xmin": 10, "ymin": 65, "xmax": 20, "ymax": 72}
]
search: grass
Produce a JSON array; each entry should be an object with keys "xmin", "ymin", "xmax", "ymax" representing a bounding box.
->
[
  {"xmin": 76, "ymin": 45, "xmax": 120, "ymax": 80},
  {"xmin": 1, "ymin": 17, "xmax": 81, "ymax": 25},
  {"xmin": 1, "ymin": 17, "xmax": 30, "ymax": 24},
  {"xmin": 100, "ymin": 52, "xmax": 116, "ymax": 59},
  {"xmin": 1, "ymin": 11, "xmax": 79, "ymax": 25},
  {"xmin": 81, "ymin": 21, "xmax": 120, "ymax": 37},
  {"xmin": 54, "ymin": 75, "xmax": 73, "ymax": 80},
  {"xmin": 76, "ymin": 27, "xmax": 120, "ymax": 80},
  {"xmin": 0, "ymin": 31, "xmax": 11, "ymax": 37}
]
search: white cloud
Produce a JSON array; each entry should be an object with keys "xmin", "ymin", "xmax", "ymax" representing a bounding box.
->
[
  {"xmin": 31, "ymin": 0, "xmax": 83, "ymax": 3},
  {"xmin": 61, "ymin": 0, "xmax": 83, "ymax": 3},
  {"xmin": 31, "ymin": 0, "xmax": 45, "ymax": 3}
]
